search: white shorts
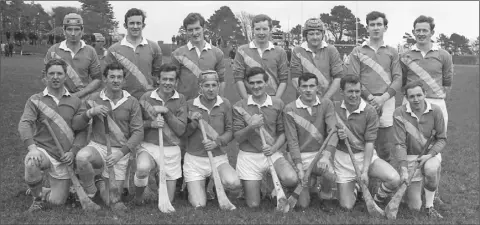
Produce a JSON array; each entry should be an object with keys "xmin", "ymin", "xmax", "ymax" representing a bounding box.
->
[
  {"xmin": 301, "ymin": 152, "xmax": 317, "ymax": 171},
  {"xmin": 183, "ymin": 153, "xmax": 229, "ymax": 182},
  {"xmin": 334, "ymin": 149, "xmax": 379, "ymax": 183},
  {"xmin": 406, "ymin": 153, "xmax": 442, "ymax": 182},
  {"xmin": 36, "ymin": 147, "xmax": 69, "ymax": 180},
  {"xmin": 379, "ymin": 97, "xmax": 395, "ymax": 128},
  {"xmin": 87, "ymin": 141, "xmax": 130, "ymax": 181},
  {"xmin": 138, "ymin": 142, "xmax": 182, "ymax": 180},
  {"xmin": 402, "ymin": 97, "xmax": 448, "ymax": 131},
  {"xmin": 236, "ymin": 150, "xmax": 284, "ymax": 181}
]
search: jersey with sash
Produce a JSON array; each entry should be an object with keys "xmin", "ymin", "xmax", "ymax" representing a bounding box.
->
[
  {"xmin": 232, "ymin": 95, "xmax": 284, "ymax": 153},
  {"xmin": 184, "ymin": 96, "xmax": 233, "ymax": 157},
  {"xmin": 139, "ymin": 89, "xmax": 187, "ymax": 147},
  {"xmin": 44, "ymin": 40, "xmax": 102, "ymax": 93},
  {"xmin": 290, "ymin": 41, "xmax": 344, "ymax": 95},
  {"xmin": 105, "ymin": 38, "xmax": 163, "ymax": 100},
  {"xmin": 347, "ymin": 41, "xmax": 402, "ymax": 99},
  {"xmin": 18, "ymin": 89, "xmax": 89, "ymax": 161},
  {"xmin": 284, "ymin": 97, "xmax": 338, "ymax": 165},
  {"xmin": 171, "ymin": 42, "xmax": 225, "ymax": 101},
  {"xmin": 86, "ymin": 90, "xmax": 143, "ymax": 155},
  {"xmin": 333, "ymin": 99, "xmax": 379, "ymax": 154},
  {"xmin": 392, "ymin": 101, "xmax": 447, "ymax": 162},
  {"xmin": 232, "ymin": 42, "xmax": 289, "ymax": 96},
  {"xmin": 400, "ymin": 45, "xmax": 454, "ymax": 99}
]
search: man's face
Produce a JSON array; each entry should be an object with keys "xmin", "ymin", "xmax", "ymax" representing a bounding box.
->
[
  {"xmin": 95, "ymin": 40, "xmax": 105, "ymax": 48},
  {"xmin": 104, "ymin": 69, "xmax": 125, "ymax": 92},
  {"xmin": 64, "ymin": 25, "xmax": 83, "ymax": 43},
  {"xmin": 253, "ymin": 20, "xmax": 271, "ymax": 44},
  {"xmin": 299, "ymin": 78, "xmax": 318, "ymax": 102},
  {"xmin": 367, "ymin": 17, "xmax": 387, "ymax": 40},
  {"xmin": 158, "ymin": 71, "xmax": 177, "ymax": 94},
  {"xmin": 341, "ymin": 82, "xmax": 361, "ymax": 106},
  {"xmin": 45, "ymin": 65, "xmax": 66, "ymax": 90},
  {"xmin": 406, "ymin": 86, "xmax": 426, "ymax": 111},
  {"xmin": 306, "ymin": 29, "xmax": 324, "ymax": 47},
  {"xmin": 247, "ymin": 74, "xmax": 267, "ymax": 97},
  {"xmin": 125, "ymin": 15, "xmax": 144, "ymax": 38},
  {"xmin": 200, "ymin": 80, "xmax": 219, "ymax": 101},
  {"xmin": 413, "ymin": 22, "xmax": 434, "ymax": 45},
  {"xmin": 186, "ymin": 21, "xmax": 205, "ymax": 44}
]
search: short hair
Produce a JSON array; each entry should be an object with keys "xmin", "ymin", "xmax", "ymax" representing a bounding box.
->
[
  {"xmin": 366, "ymin": 11, "xmax": 388, "ymax": 26},
  {"xmin": 251, "ymin": 14, "xmax": 272, "ymax": 30},
  {"xmin": 298, "ymin": 73, "xmax": 318, "ymax": 86},
  {"xmin": 245, "ymin": 67, "xmax": 269, "ymax": 83},
  {"xmin": 183, "ymin": 13, "xmax": 205, "ymax": 29},
  {"xmin": 403, "ymin": 80, "xmax": 426, "ymax": 95},
  {"xmin": 413, "ymin": 15, "xmax": 435, "ymax": 31},
  {"xmin": 45, "ymin": 59, "xmax": 68, "ymax": 75},
  {"xmin": 158, "ymin": 63, "xmax": 179, "ymax": 80},
  {"xmin": 124, "ymin": 8, "xmax": 146, "ymax": 24},
  {"xmin": 103, "ymin": 62, "xmax": 125, "ymax": 78},
  {"xmin": 340, "ymin": 74, "xmax": 361, "ymax": 90}
]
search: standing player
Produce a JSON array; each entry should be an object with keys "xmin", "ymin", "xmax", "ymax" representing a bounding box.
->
[
  {"xmin": 93, "ymin": 33, "xmax": 108, "ymax": 73},
  {"xmin": 400, "ymin": 15, "xmax": 453, "ymax": 206},
  {"xmin": 233, "ymin": 14, "xmax": 289, "ymax": 100},
  {"xmin": 44, "ymin": 13, "xmax": 102, "ymax": 100},
  {"xmin": 332, "ymin": 74, "xmax": 401, "ymax": 211},
  {"xmin": 134, "ymin": 63, "xmax": 187, "ymax": 205},
  {"xmin": 105, "ymin": 8, "xmax": 163, "ymax": 100},
  {"xmin": 290, "ymin": 18, "xmax": 344, "ymax": 100},
  {"xmin": 347, "ymin": 11, "xmax": 402, "ymax": 162},
  {"xmin": 75, "ymin": 62, "xmax": 144, "ymax": 210},
  {"xmin": 283, "ymin": 73, "xmax": 338, "ymax": 211},
  {"xmin": 183, "ymin": 70, "xmax": 241, "ymax": 208},
  {"xmin": 232, "ymin": 67, "xmax": 298, "ymax": 208},
  {"xmin": 392, "ymin": 81, "xmax": 446, "ymax": 218},
  {"xmin": 19, "ymin": 59, "xmax": 89, "ymax": 212}
]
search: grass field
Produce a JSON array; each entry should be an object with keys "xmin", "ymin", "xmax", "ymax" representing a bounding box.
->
[{"xmin": 0, "ymin": 55, "xmax": 478, "ymax": 224}]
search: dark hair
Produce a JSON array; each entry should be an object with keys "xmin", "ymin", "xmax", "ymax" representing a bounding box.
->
[
  {"xmin": 366, "ymin": 11, "xmax": 388, "ymax": 26},
  {"xmin": 124, "ymin": 8, "xmax": 146, "ymax": 25},
  {"xmin": 245, "ymin": 67, "xmax": 269, "ymax": 83},
  {"xmin": 158, "ymin": 63, "xmax": 179, "ymax": 80},
  {"xmin": 340, "ymin": 74, "xmax": 361, "ymax": 90},
  {"xmin": 45, "ymin": 59, "xmax": 68, "ymax": 75},
  {"xmin": 103, "ymin": 62, "xmax": 125, "ymax": 78},
  {"xmin": 404, "ymin": 80, "xmax": 426, "ymax": 95},
  {"xmin": 413, "ymin": 15, "xmax": 435, "ymax": 31},
  {"xmin": 251, "ymin": 14, "xmax": 272, "ymax": 30},
  {"xmin": 183, "ymin": 13, "xmax": 205, "ymax": 29},
  {"xmin": 298, "ymin": 73, "xmax": 318, "ymax": 86}
]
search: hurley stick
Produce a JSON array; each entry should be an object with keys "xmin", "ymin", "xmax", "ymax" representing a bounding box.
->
[{"xmin": 157, "ymin": 115, "xmax": 175, "ymax": 213}]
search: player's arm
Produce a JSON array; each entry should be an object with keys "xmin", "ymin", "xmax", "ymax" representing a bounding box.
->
[
  {"xmin": 184, "ymin": 104, "xmax": 200, "ymax": 137},
  {"xmin": 348, "ymin": 48, "xmax": 373, "ymax": 101},
  {"xmin": 381, "ymin": 48, "xmax": 402, "ymax": 103},
  {"xmin": 164, "ymin": 97, "xmax": 188, "ymax": 137},
  {"xmin": 290, "ymin": 48, "xmax": 303, "ymax": 91},
  {"xmin": 18, "ymin": 96, "xmax": 39, "ymax": 151},
  {"xmin": 323, "ymin": 47, "xmax": 344, "ymax": 100},
  {"xmin": 71, "ymin": 99, "xmax": 90, "ymax": 131},
  {"xmin": 121, "ymin": 100, "xmax": 144, "ymax": 156},
  {"xmin": 283, "ymin": 107, "xmax": 302, "ymax": 171},
  {"xmin": 215, "ymin": 100, "xmax": 233, "ymax": 147},
  {"xmin": 442, "ymin": 51, "xmax": 454, "ymax": 99},
  {"xmin": 232, "ymin": 105, "xmax": 255, "ymax": 142},
  {"xmin": 392, "ymin": 109, "xmax": 409, "ymax": 180},
  {"xmin": 74, "ymin": 50, "xmax": 102, "ymax": 99},
  {"xmin": 233, "ymin": 50, "xmax": 249, "ymax": 99},
  {"xmin": 139, "ymin": 95, "xmax": 154, "ymax": 129},
  {"xmin": 362, "ymin": 108, "xmax": 379, "ymax": 174},
  {"xmin": 323, "ymin": 100, "xmax": 339, "ymax": 158},
  {"xmin": 215, "ymin": 50, "xmax": 227, "ymax": 97},
  {"xmin": 275, "ymin": 50, "xmax": 289, "ymax": 98},
  {"xmin": 427, "ymin": 107, "xmax": 447, "ymax": 156},
  {"xmin": 152, "ymin": 43, "xmax": 163, "ymax": 78}
]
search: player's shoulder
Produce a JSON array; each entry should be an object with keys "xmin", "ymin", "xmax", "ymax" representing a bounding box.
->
[
  {"xmin": 430, "ymin": 103, "xmax": 443, "ymax": 114},
  {"xmin": 139, "ymin": 90, "xmax": 153, "ymax": 101},
  {"xmin": 219, "ymin": 97, "xmax": 231, "ymax": 106},
  {"xmin": 233, "ymin": 98, "xmax": 247, "ymax": 108},
  {"xmin": 393, "ymin": 104, "xmax": 407, "ymax": 115},
  {"xmin": 28, "ymin": 92, "xmax": 44, "ymax": 102},
  {"xmin": 238, "ymin": 44, "xmax": 250, "ymax": 51},
  {"xmin": 47, "ymin": 43, "xmax": 61, "ymax": 52},
  {"xmin": 273, "ymin": 46, "xmax": 286, "ymax": 53},
  {"xmin": 270, "ymin": 96, "xmax": 285, "ymax": 107},
  {"xmin": 363, "ymin": 102, "xmax": 377, "ymax": 115},
  {"xmin": 172, "ymin": 45, "xmax": 188, "ymax": 55},
  {"xmin": 284, "ymin": 100, "xmax": 297, "ymax": 111}
]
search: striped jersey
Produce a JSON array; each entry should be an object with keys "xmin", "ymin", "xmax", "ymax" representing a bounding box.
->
[
  {"xmin": 105, "ymin": 37, "xmax": 163, "ymax": 100},
  {"xmin": 400, "ymin": 44, "xmax": 454, "ymax": 99},
  {"xmin": 171, "ymin": 41, "xmax": 225, "ymax": 100}
]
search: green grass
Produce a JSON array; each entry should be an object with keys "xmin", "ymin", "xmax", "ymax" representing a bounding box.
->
[{"xmin": 0, "ymin": 55, "xmax": 478, "ymax": 224}]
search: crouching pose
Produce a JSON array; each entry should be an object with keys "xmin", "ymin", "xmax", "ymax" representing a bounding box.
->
[
  {"xmin": 19, "ymin": 59, "xmax": 89, "ymax": 212},
  {"xmin": 135, "ymin": 63, "xmax": 187, "ymax": 205},
  {"xmin": 183, "ymin": 70, "xmax": 241, "ymax": 208},
  {"xmin": 233, "ymin": 67, "xmax": 298, "ymax": 208},
  {"xmin": 332, "ymin": 74, "xmax": 401, "ymax": 210},
  {"xmin": 75, "ymin": 62, "xmax": 144, "ymax": 210},
  {"xmin": 393, "ymin": 81, "xmax": 446, "ymax": 218}
]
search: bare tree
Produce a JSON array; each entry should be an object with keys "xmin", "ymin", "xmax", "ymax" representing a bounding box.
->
[{"xmin": 236, "ymin": 11, "xmax": 254, "ymax": 42}]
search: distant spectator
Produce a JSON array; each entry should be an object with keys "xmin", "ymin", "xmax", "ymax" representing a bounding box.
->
[
  {"xmin": 1, "ymin": 42, "xmax": 5, "ymax": 56},
  {"xmin": 8, "ymin": 42, "xmax": 14, "ymax": 57}
]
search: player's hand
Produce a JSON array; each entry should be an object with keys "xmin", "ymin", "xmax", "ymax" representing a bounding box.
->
[
  {"xmin": 154, "ymin": 106, "xmax": 169, "ymax": 115},
  {"xmin": 296, "ymin": 165, "xmax": 306, "ymax": 186},
  {"xmin": 337, "ymin": 127, "xmax": 347, "ymax": 140},
  {"xmin": 88, "ymin": 105, "xmax": 109, "ymax": 117},
  {"xmin": 106, "ymin": 151, "xmax": 123, "ymax": 168},
  {"xmin": 27, "ymin": 146, "xmax": 42, "ymax": 167},
  {"xmin": 262, "ymin": 144, "xmax": 275, "ymax": 156},
  {"xmin": 249, "ymin": 114, "xmax": 264, "ymax": 129},
  {"xmin": 189, "ymin": 111, "xmax": 202, "ymax": 121},
  {"xmin": 401, "ymin": 166, "xmax": 410, "ymax": 185},
  {"xmin": 360, "ymin": 172, "xmax": 369, "ymax": 187},
  {"xmin": 370, "ymin": 96, "xmax": 386, "ymax": 112},
  {"xmin": 317, "ymin": 154, "xmax": 334, "ymax": 174},
  {"xmin": 151, "ymin": 116, "xmax": 164, "ymax": 128},
  {"xmin": 203, "ymin": 139, "xmax": 218, "ymax": 151},
  {"xmin": 61, "ymin": 152, "xmax": 74, "ymax": 165},
  {"xmin": 417, "ymin": 154, "xmax": 433, "ymax": 168}
]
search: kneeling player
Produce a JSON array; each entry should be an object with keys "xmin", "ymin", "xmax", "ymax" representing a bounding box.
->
[
  {"xmin": 20, "ymin": 59, "xmax": 89, "ymax": 212},
  {"xmin": 393, "ymin": 81, "xmax": 446, "ymax": 218},
  {"xmin": 183, "ymin": 70, "xmax": 241, "ymax": 208},
  {"xmin": 333, "ymin": 74, "xmax": 401, "ymax": 210},
  {"xmin": 135, "ymin": 63, "xmax": 187, "ymax": 205},
  {"xmin": 233, "ymin": 67, "xmax": 298, "ymax": 208},
  {"xmin": 75, "ymin": 62, "xmax": 144, "ymax": 210}
]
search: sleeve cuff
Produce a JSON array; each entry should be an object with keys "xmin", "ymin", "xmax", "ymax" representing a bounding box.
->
[
  {"xmin": 70, "ymin": 145, "xmax": 81, "ymax": 155},
  {"xmin": 292, "ymin": 157, "xmax": 302, "ymax": 165},
  {"xmin": 387, "ymin": 88, "xmax": 396, "ymax": 98},
  {"xmin": 120, "ymin": 146, "xmax": 130, "ymax": 156}
]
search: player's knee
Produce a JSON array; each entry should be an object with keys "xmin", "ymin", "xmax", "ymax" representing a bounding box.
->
[
  {"xmin": 75, "ymin": 150, "xmax": 92, "ymax": 170},
  {"xmin": 386, "ymin": 171, "xmax": 401, "ymax": 187},
  {"xmin": 135, "ymin": 162, "xmax": 151, "ymax": 179},
  {"xmin": 281, "ymin": 171, "xmax": 299, "ymax": 187},
  {"xmin": 423, "ymin": 161, "xmax": 440, "ymax": 178},
  {"xmin": 224, "ymin": 177, "xmax": 241, "ymax": 191},
  {"xmin": 24, "ymin": 159, "xmax": 42, "ymax": 184},
  {"xmin": 298, "ymin": 198, "xmax": 310, "ymax": 209}
]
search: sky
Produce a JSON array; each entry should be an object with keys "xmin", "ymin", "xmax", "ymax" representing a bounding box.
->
[{"xmin": 38, "ymin": 1, "xmax": 479, "ymax": 46}]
